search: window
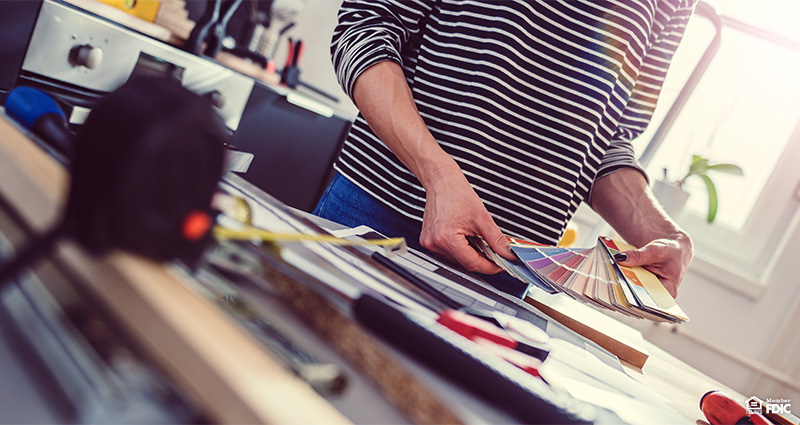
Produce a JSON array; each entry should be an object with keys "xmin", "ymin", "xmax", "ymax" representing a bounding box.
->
[{"xmin": 638, "ymin": 2, "xmax": 800, "ymax": 295}]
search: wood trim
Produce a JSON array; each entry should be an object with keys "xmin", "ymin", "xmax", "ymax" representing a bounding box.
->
[{"xmin": 0, "ymin": 119, "xmax": 66, "ymax": 232}]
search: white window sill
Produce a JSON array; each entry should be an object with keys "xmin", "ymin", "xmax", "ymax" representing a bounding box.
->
[
  {"xmin": 569, "ymin": 205, "xmax": 770, "ymax": 302},
  {"xmin": 688, "ymin": 253, "xmax": 767, "ymax": 301}
]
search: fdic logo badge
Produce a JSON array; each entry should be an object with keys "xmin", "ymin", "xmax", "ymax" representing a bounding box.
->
[{"xmin": 745, "ymin": 396, "xmax": 793, "ymax": 416}]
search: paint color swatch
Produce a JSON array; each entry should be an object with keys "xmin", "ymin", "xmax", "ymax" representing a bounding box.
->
[{"xmin": 471, "ymin": 236, "xmax": 688, "ymax": 324}]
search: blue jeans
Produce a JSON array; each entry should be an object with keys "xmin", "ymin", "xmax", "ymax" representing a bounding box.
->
[{"xmin": 314, "ymin": 173, "xmax": 530, "ymax": 298}]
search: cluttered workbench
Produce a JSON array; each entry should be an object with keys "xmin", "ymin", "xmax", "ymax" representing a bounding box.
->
[
  {"xmin": 0, "ymin": 108, "xmax": 747, "ymax": 424},
  {"xmin": 0, "ymin": 0, "xmax": 772, "ymax": 423}
]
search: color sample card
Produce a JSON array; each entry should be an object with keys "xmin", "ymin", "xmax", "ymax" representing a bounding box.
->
[
  {"xmin": 474, "ymin": 236, "xmax": 689, "ymax": 324},
  {"xmin": 467, "ymin": 236, "xmax": 557, "ymax": 293}
]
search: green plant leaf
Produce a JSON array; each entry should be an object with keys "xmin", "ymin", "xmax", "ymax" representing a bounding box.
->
[
  {"xmin": 687, "ymin": 156, "xmax": 709, "ymax": 178},
  {"xmin": 699, "ymin": 174, "xmax": 718, "ymax": 223},
  {"xmin": 706, "ymin": 163, "xmax": 744, "ymax": 175}
]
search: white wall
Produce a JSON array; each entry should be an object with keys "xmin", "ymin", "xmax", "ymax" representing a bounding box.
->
[
  {"xmin": 571, "ymin": 189, "xmax": 800, "ymax": 402},
  {"xmin": 645, "ymin": 212, "xmax": 800, "ymax": 402},
  {"xmin": 273, "ymin": 0, "xmax": 357, "ymax": 119}
]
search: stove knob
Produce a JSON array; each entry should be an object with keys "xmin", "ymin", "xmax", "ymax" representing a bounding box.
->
[{"xmin": 69, "ymin": 44, "xmax": 104, "ymax": 69}]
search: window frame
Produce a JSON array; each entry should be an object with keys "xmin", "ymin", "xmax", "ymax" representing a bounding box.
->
[{"xmin": 637, "ymin": 1, "xmax": 800, "ymax": 298}]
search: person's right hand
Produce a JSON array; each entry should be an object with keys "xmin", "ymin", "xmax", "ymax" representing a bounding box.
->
[
  {"xmin": 350, "ymin": 61, "xmax": 513, "ymax": 273},
  {"xmin": 419, "ymin": 163, "xmax": 515, "ymax": 274}
]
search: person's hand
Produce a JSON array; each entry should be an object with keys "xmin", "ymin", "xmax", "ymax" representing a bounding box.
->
[
  {"xmin": 590, "ymin": 168, "xmax": 694, "ymax": 298},
  {"xmin": 613, "ymin": 232, "xmax": 693, "ymax": 298},
  {"xmin": 349, "ymin": 61, "xmax": 515, "ymax": 273},
  {"xmin": 419, "ymin": 164, "xmax": 514, "ymax": 274}
]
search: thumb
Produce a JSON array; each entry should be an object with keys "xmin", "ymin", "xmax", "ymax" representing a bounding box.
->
[
  {"xmin": 480, "ymin": 221, "xmax": 514, "ymax": 261},
  {"xmin": 613, "ymin": 247, "xmax": 654, "ymax": 267}
]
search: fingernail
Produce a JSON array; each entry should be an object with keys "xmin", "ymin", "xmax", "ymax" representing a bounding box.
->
[{"xmin": 614, "ymin": 253, "xmax": 628, "ymax": 262}]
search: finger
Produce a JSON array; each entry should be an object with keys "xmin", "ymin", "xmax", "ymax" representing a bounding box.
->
[
  {"xmin": 613, "ymin": 246, "xmax": 661, "ymax": 268},
  {"xmin": 664, "ymin": 281, "xmax": 678, "ymax": 298},
  {"xmin": 479, "ymin": 219, "xmax": 514, "ymax": 261},
  {"xmin": 445, "ymin": 235, "xmax": 503, "ymax": 274},
  {"xmin": 453, "ymin": 244, "xmax": 504, "ymax": 274},
  {"xmin": 616, "ymin": 249, "xmax": 681, "ymax": 298},
  {"xmin": 421, "ymin": 231, "xmax": 503, "ymax": 274},
  {"xmin": 639, "ymin": 263, "xmax": 679, "ymax": 296}
]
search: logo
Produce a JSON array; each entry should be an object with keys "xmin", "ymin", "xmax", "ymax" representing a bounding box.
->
[
  {"xmin": 746, "ymin": 396, "xmax": 793, "ymax": 416},
  {"xmin": 765, "ymin": 398, "xmax": 793, "ymax": 415},
  {"xmin": 745, "ymin": 396, "xmax": 763, "ymax": 416}
]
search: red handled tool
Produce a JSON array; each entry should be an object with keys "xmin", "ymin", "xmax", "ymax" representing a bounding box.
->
[
  {"xmin": 437, "ymin": 310, "xmax": 517, "ymax": 348},
  {"xmin": 473, "ymin": 337, "xmax": 542, "ymax": 378},
  {"xmin": 700, "ymin": 391, "xmax": 772, "ymax": 425},
  {"xmin": 370, "ymin": 252, "xmax": 551, "ymax": 376},
  {"xmin": 436, "ymin": 309, "xmax": 544, "ymax": 378},
  {"xmin": 281, "ymin": 38, "xmax": 303, "ymax": 88}
]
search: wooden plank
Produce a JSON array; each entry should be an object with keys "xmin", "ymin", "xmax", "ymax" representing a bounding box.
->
[
  {"xmin": 0, "ymin": 115, "xmax": 351, "ymax": 424},
  {"xmin": 526, "ymin": 290, "xmax": 650, "ymax": 368},
  {"xmin": 0, "ymin": 119, "xmax": 66, "ymax": 232}
]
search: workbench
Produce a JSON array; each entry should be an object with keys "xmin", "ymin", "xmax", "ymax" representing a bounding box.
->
[{"xmin": 0, "ymin": 113, "xmax": 743, "ymax": 424}]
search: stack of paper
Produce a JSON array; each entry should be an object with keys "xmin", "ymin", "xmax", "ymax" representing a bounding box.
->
[{"xmin": 470, "ymin": 236, "xmax": 688, "ymax": 324}]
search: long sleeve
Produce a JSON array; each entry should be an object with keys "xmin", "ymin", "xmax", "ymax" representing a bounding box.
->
[
  {"xmin": 332, "ymin": 0, "xmax": 700, "ymax": 243},
  {"xmin": 331, "ymin": 0, "xmax": 435, "ymax": 101},
  {"xmin": 596, "ymin": 0, "xmax": 697, "ymax": 182}
]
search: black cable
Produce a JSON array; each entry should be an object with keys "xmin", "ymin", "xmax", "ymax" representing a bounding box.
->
[{"xmin": 0, "ymin": 220, "xmax": 67, "ymax": 289}]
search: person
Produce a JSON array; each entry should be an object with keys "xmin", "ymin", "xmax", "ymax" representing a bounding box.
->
[{"xmin": 314, "ymin": 0, "xmax": 695, "ymax": 298}]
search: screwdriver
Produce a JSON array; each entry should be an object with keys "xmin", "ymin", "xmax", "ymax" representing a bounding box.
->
[{"xmin": 700, "ymin": 391, "xmax": 771, "ymax": 425}]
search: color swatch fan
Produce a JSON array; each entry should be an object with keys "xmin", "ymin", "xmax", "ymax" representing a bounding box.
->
[{"xmin": 470, "ymin": 236, "xmax": 689, "ymax": 324}]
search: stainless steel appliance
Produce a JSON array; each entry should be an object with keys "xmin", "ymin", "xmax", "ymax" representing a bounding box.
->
[
  {"xmin": 2, "ymin": 0, "xmax": 253, "ymax": 130},
  {"xmin": 1, "ymin": 0, "xmax": 350, "ymax": 211}
]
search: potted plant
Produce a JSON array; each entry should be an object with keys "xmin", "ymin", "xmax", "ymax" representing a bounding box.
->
[{"xmin": 651, "ymin": 155, "xmax": 743, "ymax": 223}]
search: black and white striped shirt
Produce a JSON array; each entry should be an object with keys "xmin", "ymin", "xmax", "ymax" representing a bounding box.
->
[{"xmin": 331, "ymin": 0, "xmax": 696, "ymax": 244}]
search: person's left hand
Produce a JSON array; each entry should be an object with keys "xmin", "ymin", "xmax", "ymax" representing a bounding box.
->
[
  {"xmin": 590, "ymin": 168, "xmax": 694, "ymax": 299},
  {"xmin": 613, "ymin": 234, "xmax": 693, "ymax": 298}
]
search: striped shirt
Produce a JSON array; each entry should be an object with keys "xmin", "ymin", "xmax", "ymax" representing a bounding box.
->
[{"xmin": 331, "ymin": 0, "xmax": 696, "ymax": 244}]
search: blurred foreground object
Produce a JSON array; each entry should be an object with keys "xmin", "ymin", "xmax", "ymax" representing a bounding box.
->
[
  {"xmin": 700, "ymin": 391, "xmax": 771, "ymax": 425},
  {"xmin": 0, "ymin": 77, "xmax": 226, "ymax": 286}
]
